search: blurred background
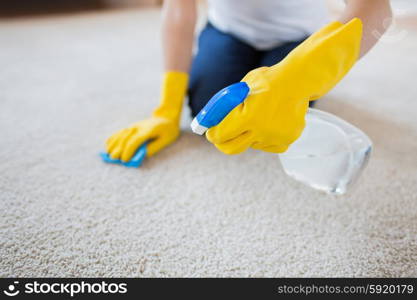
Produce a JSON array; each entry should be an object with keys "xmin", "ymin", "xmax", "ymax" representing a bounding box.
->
[
  {"xmin": 0, "ymin": 0, "xmax": 161, "ymax": 17},
  {"xmin": 1, "ymin": 0, "xmax": 417, "ymax": 18}
]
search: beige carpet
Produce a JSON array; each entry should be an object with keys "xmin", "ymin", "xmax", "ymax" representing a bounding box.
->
[{"xmin": 1, "ymin": 8, "xmax": 416, "ymax": 277}]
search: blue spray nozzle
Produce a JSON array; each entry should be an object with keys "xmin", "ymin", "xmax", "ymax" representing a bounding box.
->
[
  {"xmin": 100, "ymin": 142, "xmax": 148, "ymax": 168},
  {"xmin": 191, "ymin": 82, "xmax": 250, "ymax": 135}
]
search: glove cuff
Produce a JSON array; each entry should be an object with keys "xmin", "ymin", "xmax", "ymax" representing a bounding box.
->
[
  {"xmin": 153, "ymin": 71, "xmax": 189, "ymax": 123},
  {"xmin": 268, "ymin": 18, "xmax": 362, "ymax": 101}
]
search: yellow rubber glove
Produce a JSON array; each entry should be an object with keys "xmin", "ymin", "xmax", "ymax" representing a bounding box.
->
[
  {"xmin": 206, "ymin": 18, "xmax": 363, "ymax": 154},
  {"xmin": 106, "ymin": 71, "xmax": 188, "ymax": 162}
]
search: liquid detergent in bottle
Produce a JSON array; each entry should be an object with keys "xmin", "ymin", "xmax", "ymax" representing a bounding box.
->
[{"xmin": 191, "ymin": 82, "xmax": 372, "ymax": 195}]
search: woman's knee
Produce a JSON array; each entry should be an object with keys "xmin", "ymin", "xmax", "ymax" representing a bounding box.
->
[{"xmin": 188, "ymin": 72, "xmax": 228, "ymax": 117}]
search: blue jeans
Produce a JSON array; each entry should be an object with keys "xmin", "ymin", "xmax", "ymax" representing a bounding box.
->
[{"xmin": 188, "ymin": 23, "xmax": 311, "ymax": 117}]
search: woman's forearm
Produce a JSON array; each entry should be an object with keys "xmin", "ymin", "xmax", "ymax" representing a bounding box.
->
[
  {"xmin": 339, "ymin": 0, "xmax": 392, "ymax": 57},
  {"xmin": 162, "ymin": 0, "xmax": 197, "ymax": 73}
]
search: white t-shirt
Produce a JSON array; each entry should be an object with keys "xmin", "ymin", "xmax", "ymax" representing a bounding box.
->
[{"xmin": 207, "ymin": 0, "xmax": 330, "ymax": 50}]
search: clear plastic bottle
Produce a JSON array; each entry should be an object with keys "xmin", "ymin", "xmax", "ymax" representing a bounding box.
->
[{"xmin": 279, "ymin": 108, "xmax": 372, "ymax": 194}]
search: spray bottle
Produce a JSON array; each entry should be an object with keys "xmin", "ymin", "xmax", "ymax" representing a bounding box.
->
[{"xmin": 191, "ymin": 82, "xmax": 372, "ymax": 194}]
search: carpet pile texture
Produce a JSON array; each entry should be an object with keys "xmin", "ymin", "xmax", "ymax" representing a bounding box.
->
[{"xmin": 1, "ymin": 8, "xmax": 416, "ymax": 277}]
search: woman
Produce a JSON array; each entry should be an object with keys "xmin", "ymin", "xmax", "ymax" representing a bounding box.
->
[{"xmin": 105, "ymin": 0, "xmax": 392, "ymax": 162}]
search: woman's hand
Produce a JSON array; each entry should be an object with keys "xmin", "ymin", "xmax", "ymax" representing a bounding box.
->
[
  {"xmin": 106, "ymin": 116, "xmax": 180, "ymax": 162},
  {"xmin": 206, "ymin": 19, "xmax": 363, "ymax": 155}
]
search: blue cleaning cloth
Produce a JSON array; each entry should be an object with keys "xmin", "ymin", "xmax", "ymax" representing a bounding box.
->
[{"xmin": 100, "ymin": 142, "xmax": 147, "ymax": 168}]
